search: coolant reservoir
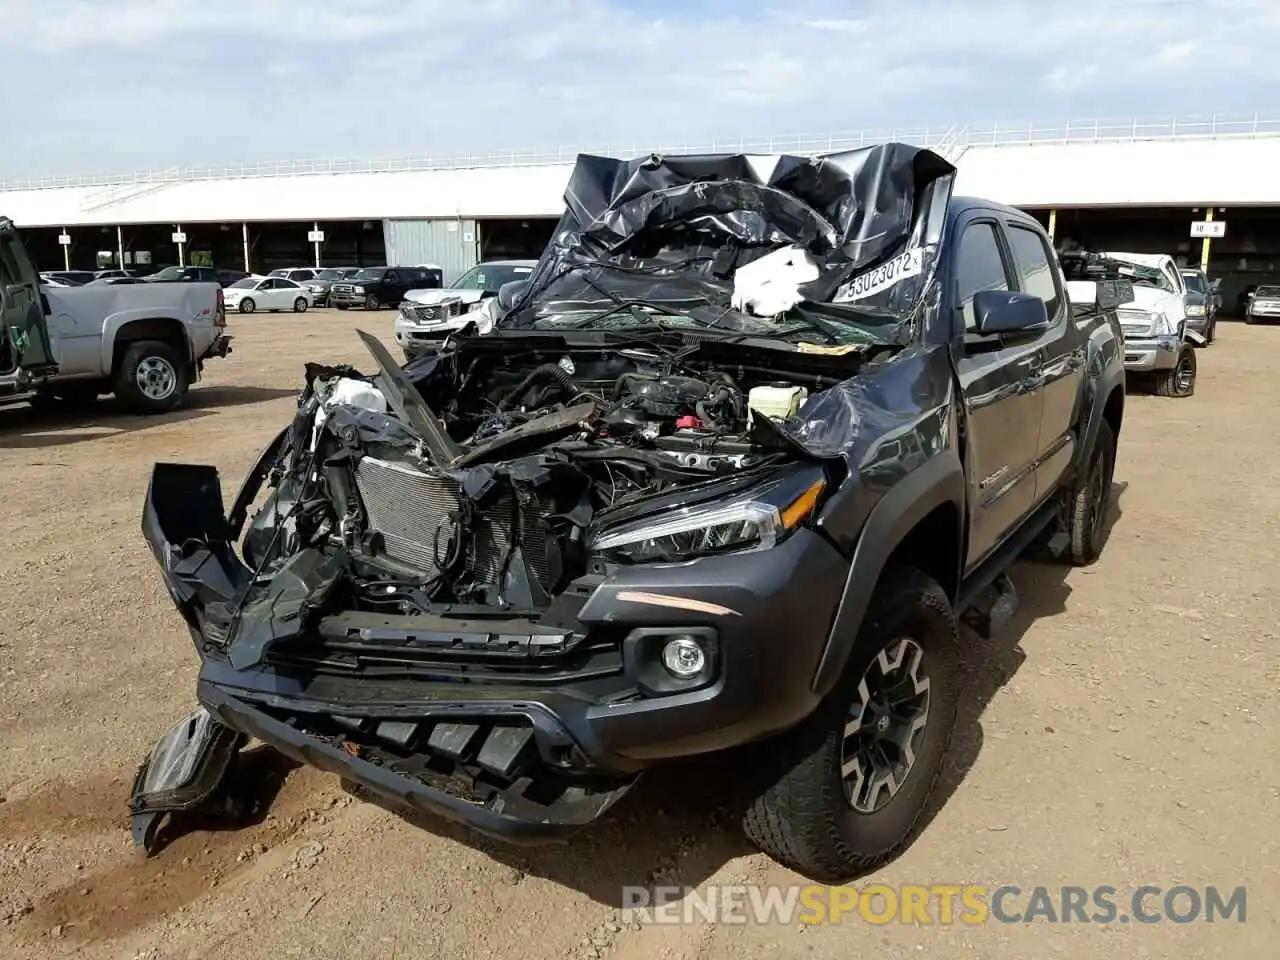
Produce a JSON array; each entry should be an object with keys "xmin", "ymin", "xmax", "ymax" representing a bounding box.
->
[{"xmin": 748, "ymin": 384, "xmax": 809, "ymax": 421}]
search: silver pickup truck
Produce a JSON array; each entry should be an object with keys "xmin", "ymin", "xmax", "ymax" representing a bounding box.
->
[{"xmin": 1, "ymin": 217, "xmax": 231, "ymax": 414}]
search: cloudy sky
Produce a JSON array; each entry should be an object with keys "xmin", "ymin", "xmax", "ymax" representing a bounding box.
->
[{"xmin": 3, "ymin": 0, "xmax": 1278, "ymax": 180}]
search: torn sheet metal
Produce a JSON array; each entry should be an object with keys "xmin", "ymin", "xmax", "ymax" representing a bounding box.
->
[{"xmin": 504, "ymin": 143, "xmax": 956, "ymax": 336}]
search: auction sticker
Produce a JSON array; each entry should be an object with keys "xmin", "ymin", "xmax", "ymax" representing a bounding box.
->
[{"xmin": 834, "ymin": 248, "xmax": 924, "ymax": 302}]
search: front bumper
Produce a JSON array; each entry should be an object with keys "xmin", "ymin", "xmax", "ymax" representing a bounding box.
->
[
  {"xmin": 329, "ymin": 291, "xmax": 371, "ymax": 307},
  {"xmin": 394, "ymin": 321, "xmax": 457, "ymax": 354},
  {"xmin": 140, "ymin": 461, "xmax": 846, "ymax": 841},
  {"xmin": 1121, "ymin": 334, "xmax": 1180, "ymax": 372}
]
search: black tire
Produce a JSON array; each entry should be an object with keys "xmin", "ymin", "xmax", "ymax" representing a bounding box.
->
[
  {"xmin": 1060, "ymin": 419, "xmax": 1116, "ymax": 566},
  {"xmin": 239, "ymin": 298, "xmax": 256, "ymax": 314},
  {"xmin": 293, "ymin": 296, "xmax": 308, "ymax": 313},
  {"xmin": 741, "ymin": 567, "xmax": 961, "ymax": 883},
  {"xmin": 364, "ymin": 294, "xmax": 380, "ymax": 310},
  {"xmin": 335, "ymin": 304, "xmax": 349, "ymax": 311},
  {"xmin": 112, "ymin": 340, "xmax": 189, "ymax": 414},
  {"xmin": 1154, "ymin": 346, "xmax": 1196, "ymax": 398}
]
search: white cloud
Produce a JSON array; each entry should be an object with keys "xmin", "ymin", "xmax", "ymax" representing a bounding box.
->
[
  {"xmin": 1154, "ymin": 40, "xmax": 1197, "ymax": 65},
  {"xmin": 1, "ymin": 0, "xmax": 1279, "ymax": 179}
]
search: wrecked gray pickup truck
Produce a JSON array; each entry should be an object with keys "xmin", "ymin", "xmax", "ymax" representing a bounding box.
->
[{"xmin": 131, "ymin": 143, "xmax": 1123, "ymax": 882}]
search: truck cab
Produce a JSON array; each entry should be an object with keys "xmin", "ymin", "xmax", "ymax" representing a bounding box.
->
[{"xmin": 0, "ymin": 217, "xmax": 58, "ymax": 391}]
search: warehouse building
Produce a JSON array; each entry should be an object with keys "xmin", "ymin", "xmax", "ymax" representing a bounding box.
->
[{"xmin": 3, "ymin": 115, "xmax": 1279, "ymax": 309}]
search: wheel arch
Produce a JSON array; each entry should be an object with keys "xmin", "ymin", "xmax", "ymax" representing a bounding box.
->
[
  {"xmin": 107, "ymin": 316, "xmax": 192, "ymax": 375},
  {"xmin": 811, "ymin": 453, "xmax": 966, "ymax": 698}
]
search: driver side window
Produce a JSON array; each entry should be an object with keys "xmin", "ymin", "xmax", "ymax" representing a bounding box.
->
[{"xmin": 956, "ymin": 221, "xmax": 1011, "ymax": 331}]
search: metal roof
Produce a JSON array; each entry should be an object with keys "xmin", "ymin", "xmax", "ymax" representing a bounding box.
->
[{"xmin": 3, "ymin": 113, "xmax": 1280, "ymax": 228}]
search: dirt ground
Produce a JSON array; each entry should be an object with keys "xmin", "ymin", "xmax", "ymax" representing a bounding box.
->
[{"xmin": 1, "ymin": 313, "xmax": 1275, "ymax": 960}]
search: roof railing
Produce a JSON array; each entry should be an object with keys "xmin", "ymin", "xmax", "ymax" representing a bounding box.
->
[{"xmin": 3, "ymin": 113, "xmax": 1279, "ymax": 192}]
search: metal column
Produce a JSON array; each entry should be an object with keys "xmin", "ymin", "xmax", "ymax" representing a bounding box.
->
[
  {"xmin": 242, "ymin": 223, "xmax": 250, "ymax": 272},
  {"xmin": 176, "ymin": 224, "xmax": 185, "ymax": 268},
  {"xmin": 313, "ymin": 221, "xmax": 321, "ymax": 268},
  {"xmin": 61, "ymin": 228, "xmax": 70, "ymax": 270},
  {"xmin": 1200, "ymin": 207, "xmax": 1214, "ymax": 273},
  {"xmin": 116, "ymin": 226, "xmax": 124, "ymax": 270},
  {"xmin": 1046, "ymin": 208, "xmax": 1057, "ymax": 241}
]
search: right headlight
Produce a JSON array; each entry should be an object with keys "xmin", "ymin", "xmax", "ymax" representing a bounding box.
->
[{"xmin": 589, "ymin": 472, "xmax": 826, "ymax": 564}]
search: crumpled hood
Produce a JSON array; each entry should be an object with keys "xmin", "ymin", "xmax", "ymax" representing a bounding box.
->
[
  {"xmin": 503, "ymin": 143, "xmax": 957, "ymax": 333},
  {"xmin": 1124, "ymin": 285, "xmax": 1180, "ymax": 313},
  {"xmin": 404, "ymin": 288, "xmax": 487, "ymax": 307}
]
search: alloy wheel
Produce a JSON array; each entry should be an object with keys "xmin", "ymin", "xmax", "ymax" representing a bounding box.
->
[
  {"xmin": 840, "ymin": 637, "xmax": 931, "ymax": 814},
  {"xmin": 135, "ymin": 356, "xmax": 177, "ymax": 401}
]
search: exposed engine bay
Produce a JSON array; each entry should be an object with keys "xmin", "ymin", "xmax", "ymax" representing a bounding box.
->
[
  {"xmin": 209, "ymin": 144, "xmax": 957, "ymax": 669},
  {"xmin": 235, "ymin": 330, "xmax": 854, "ymax": 635}
]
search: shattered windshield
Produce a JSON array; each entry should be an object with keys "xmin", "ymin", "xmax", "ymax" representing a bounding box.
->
[
  {"xmin": 1116, "ymin": 262, "xmax": 1173, "ymax": 291},
  {"xmin": 497, "ymin": 145, "xmax": 956, "ymax": 348}
]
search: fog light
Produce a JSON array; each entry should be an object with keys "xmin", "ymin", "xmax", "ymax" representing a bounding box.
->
[{"xmin": 661, "ymin": 637, "xmax": 706, "ymax": 678}]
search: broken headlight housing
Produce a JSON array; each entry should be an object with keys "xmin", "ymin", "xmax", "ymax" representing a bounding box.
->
[{"xmin": 590, "ymin": 472, "xmax": 826, "ymax": 564}]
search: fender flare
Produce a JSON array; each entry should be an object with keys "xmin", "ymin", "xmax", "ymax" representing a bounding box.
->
[
  {"xmin": 1072, "ymin": 363, "xmax": 1124, "ymax": 478},
  {"xmin": 101, "ymin": 310, "xmax": 196, "ymax": 372},
  {"xmin": 810, "ymin": 451, "xmax": 966, "ymax": 697}
]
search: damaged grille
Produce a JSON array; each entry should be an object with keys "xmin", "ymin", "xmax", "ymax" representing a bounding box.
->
[
  {"xmin": 354, "ymin": 455, "xmax": 552, "ymax": 586},
  {"xmin": 1117, "ymin": 307, "xmax": 1153, "ymax": 337}
]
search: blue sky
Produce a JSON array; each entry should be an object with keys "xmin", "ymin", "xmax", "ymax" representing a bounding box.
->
[{"xmin": 3, "ymin": 0, "xmax": 1279, "ymax": 180}]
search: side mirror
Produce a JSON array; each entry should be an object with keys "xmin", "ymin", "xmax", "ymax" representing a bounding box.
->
[
  {"xmin": 497, "ymin": 279, "xmax": 531, "ymax": 312},
  {"xmin": 972, "ymin": 290, "xmax": 1049, "ymax": 335}
]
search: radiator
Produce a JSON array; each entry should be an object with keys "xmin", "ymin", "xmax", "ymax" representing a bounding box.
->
[{"xmin": 353, "ymin": 455, "xmax": 551, "ymax": 586}]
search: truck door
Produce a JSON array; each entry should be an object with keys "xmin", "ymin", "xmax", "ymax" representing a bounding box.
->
[
  {"xmin": 0, "ymin": 217, "xmax": 57, "ymax": 381},
  {"xmin": 951, "ymin": 216, "xmax": 1045, "ymax": 569},
  {"xmin": 1004, "ymin": 222, "xmax": 1083, "ymax": 498}
]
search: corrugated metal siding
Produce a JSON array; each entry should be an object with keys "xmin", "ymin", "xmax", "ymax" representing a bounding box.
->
[{"xmin": 383, "ymin": 218, "xmax": 478, "ymax": 283}]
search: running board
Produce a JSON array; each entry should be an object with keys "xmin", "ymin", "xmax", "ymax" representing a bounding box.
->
[
  {"xmin": 960, "ymin": 573, "xmax": 1018, "ymax": 638},
  {"xmin": 955, "ymin": 497, "xmax": 1058, "ymax": 635}
]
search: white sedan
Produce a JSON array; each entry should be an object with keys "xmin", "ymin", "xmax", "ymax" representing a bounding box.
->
[{"xmin": 222, "ymin": 275, "xmax": 313, "ymax": 314}]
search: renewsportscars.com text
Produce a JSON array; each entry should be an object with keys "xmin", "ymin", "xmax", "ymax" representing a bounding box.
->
[{"xmin": 620, "ymin": 884, "xmax": 1247, "ymax": 926}]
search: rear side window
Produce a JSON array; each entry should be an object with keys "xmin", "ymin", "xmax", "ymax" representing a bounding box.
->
[
  {"xmin": 1006, "ymin": 224, "xmax": 1062, "ymax": 319},
  {"xmin": 955, "ymin": 222, "xmax": 1010, "ymax": 330}
]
